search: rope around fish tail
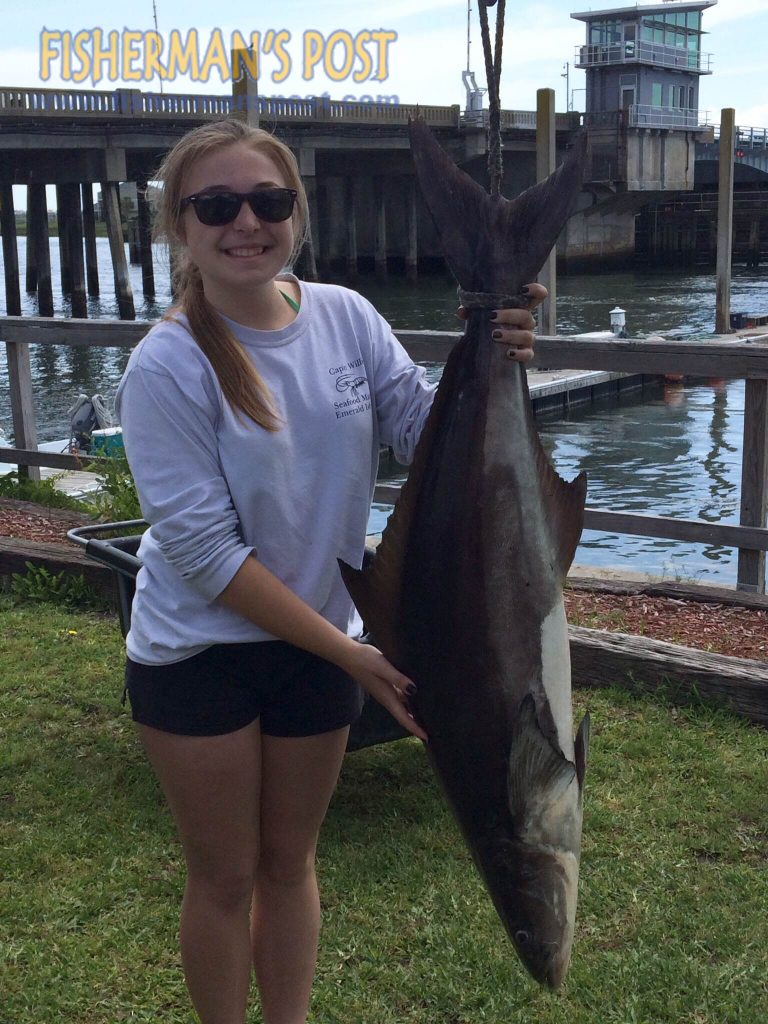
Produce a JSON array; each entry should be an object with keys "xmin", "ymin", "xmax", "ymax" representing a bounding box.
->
[{"xmin": 478, "ymin": 0, "xmax": 506, "ymax": 198}]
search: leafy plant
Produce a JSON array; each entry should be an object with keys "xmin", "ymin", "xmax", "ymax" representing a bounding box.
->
[
  {"xmin": 0, "ymin": 470, "xmax": 91, "ymax": 513},
  {"xmin": 86, "ymin": 453, "xmax": 143, "ymax": 525},
  {"xmin": 9, "ymin": 561, "xmax": 107, "ymax": 610}
]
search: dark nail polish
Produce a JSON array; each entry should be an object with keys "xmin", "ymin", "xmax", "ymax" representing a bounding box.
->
[
  {"xmin": 492, "ymin": 330, "xmax": 503, "ymax": 340},
  {"xmin": 522, "ymin": 285, "xmax": 531, "ymax": 295},
  {"xmin": 489, "ymin": 311, "xmax": 498, "ymax": 321},
  {"xmin": 406, "ymin": 683, "xmax": 417, "ymax": 696}
]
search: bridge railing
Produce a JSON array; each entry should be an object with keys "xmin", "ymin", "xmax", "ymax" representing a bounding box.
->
[
  {"xmin": 0, "ymin": 86, "xmax": 120, "ymax": 116},
  {"xmin": 3, "ymin": 317, "xmax": 767, "ymax": 593}
]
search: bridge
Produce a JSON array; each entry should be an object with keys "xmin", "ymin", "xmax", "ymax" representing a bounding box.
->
[{"xmin": 0, "ymin": 84, "xmax": 766, "ymax": 319}]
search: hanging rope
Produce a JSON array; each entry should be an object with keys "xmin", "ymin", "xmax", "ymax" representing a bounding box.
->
[{"xmin": 478, "ymin": 0, "xmax": 506, "ymax": 197}]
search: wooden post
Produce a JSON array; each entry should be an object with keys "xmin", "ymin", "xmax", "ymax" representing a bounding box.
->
[
  {"xmin": 715, "ymin": 108, "xmax": 735, "ymax": 334},
  {"xmin": 405, "ymin": 177, "xmax": 418, "ymax": 283},
  {"xmin": 374, "ymin": 177, "xmax": 387, "ymax": 281},
  {"xmin": 0, "ymin": 183, "xmax": 22, "ymax": 316},
  {"xmin": 69, "ymin": 183, "xmax": 87, "ymax": 318},
  {"xmin": 56, "ymin": 184, "xmax": 73, "ymax": 296},
  {"xmin": 536, "ymin": 88, "xmax": 557, "ymax": 335},
  {"xmin": 231, "ymin": 48, "xmax": 260, "ymax": 127},
  {"xmin": 737, "ymin": 379, "xmax": 768, "ymax": 593},
  {"xmin": 102, "ymin": 180, "xmax": 135, "ymax": 319},
  {"xmin": 6, "ymin": 341, "xmax": 40, "ymax": 481},
  {"xmin": 81, "ymin": 182, "xmax": 100, "ymax": 296},
  {"xmin": 345, "ymin": 178, "xmax": 358, "ymax": 279},
  {"xmin": 28, "ymin": 184, "xmax": 54, "ymax": 317},
  {"xmin": 136, "ymin": 178, "xmax": 156, "ymax": 298},
  {"xmin": 25, "ymin": 185, "xmax": 37, "ymax": 294}
]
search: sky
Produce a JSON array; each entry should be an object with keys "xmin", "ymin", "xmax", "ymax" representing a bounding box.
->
[{"xmin": 2, "ymin": 0, "xmax": 766, "ymax": 128}]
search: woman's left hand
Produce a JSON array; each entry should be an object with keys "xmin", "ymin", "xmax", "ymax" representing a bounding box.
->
[{"xmin": 457, "ymin": 282, "xmax": 548, "ymax": 364}]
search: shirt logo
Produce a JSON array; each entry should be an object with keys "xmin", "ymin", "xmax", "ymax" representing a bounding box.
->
[{"xmin": 328, "ymin": 358, "xmax": 370, "ymax": 420}]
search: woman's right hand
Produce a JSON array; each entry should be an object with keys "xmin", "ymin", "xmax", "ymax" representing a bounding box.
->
[{"xmin": 340, "ymin": 640, "xmax": 428, "ymax": 743}]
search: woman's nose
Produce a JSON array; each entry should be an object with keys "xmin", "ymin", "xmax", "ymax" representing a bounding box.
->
[{"xmin": 233, "ymin": 198, "xmax": 262, "ymax": 229}]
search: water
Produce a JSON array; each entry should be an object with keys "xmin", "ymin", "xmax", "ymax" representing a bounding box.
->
[{"xmin": 1, "ymin": 237, "xmax": 766, "ymax": 583}]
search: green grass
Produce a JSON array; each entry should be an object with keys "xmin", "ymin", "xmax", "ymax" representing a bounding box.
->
[{"xmin": 1, "ymin": 601, "xmax": 767, "ymax": 1023}]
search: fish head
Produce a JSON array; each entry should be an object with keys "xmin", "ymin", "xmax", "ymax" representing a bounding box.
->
[{"xmin": 496, "ymin": 838, "xmax": 579, "ymax": 989}]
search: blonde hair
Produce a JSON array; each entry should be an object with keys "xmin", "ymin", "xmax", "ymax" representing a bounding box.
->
[{"xmin": 155, "ymin": 119, "xmax": 310, "ymax": 431}]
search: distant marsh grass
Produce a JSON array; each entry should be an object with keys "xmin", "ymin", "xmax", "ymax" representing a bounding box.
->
[{"xmin": 1, "ymin": 603, "xmax": 767, "ymax": 1023}]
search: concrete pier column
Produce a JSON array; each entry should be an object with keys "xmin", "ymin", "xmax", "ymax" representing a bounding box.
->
[
  {"xmin": 28, "ymin": 184, "xmax": 54, "ymax": 317},
  {"xmin": 300, "ymin": 175, "xmax": 319, "ymax": 282},
  {"xmin": 715, "ymin": 108, "xmax": 735, "ymax": 334},
  {"xmin": 0, "ymin": 183, "xmax": 22, "ymax": 316},
  {"xmin": 345, "ymin": 178, "xmax": 358, "ymax": 279},
  {"xmin": 405, "ymin": 177, "xmax": 418, "ymax": 283},
  {"xmin": 536, "ymin": 89, "xmax": 557, "ymax": 335},
  {"xmin": 374, "ymin": 177, "xmax": 387, "ymax": 281},
  {"xmin": 62, "ymin": 183, "xmax": 87, "ymax": 317},
  {"xmin": 136, "ymin": 178, "xmax": 156, "ymax": 298},
  {"xmin": 102, "ymin": 180, "xmax": 135, "ymax": 320},
  {"xmin": 81, "ymin": 183, "xmax": 100, "ymax": 296},
  {"xmin": 25, "ymin": 186, "xmax": 38, "ymax": 294}
]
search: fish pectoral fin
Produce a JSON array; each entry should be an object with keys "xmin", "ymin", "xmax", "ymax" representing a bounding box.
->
[
  {"xmin": 507, "ymin": 695, "xmax": 578, "ymax": 824},
  {"xmin": 575, "ymin": 712, "xmax": 590, "ymax": 790}
]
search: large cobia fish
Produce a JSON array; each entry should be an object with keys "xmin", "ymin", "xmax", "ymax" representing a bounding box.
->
[{"xmin": 340, "ymin": 119, "xmax": 590, "ymax": 989}]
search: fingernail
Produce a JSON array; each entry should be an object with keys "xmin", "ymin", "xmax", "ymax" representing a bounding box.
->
[
  {"xmin": 522, "ymin": 285, "xmax": 531, "ymax": 295},
  {"xmin": 406, "ymin": 683, "xmax": 417, "ymax": 696},
  {"xmin": 489, "ymin": 311, "xmax": 498, "ymax": 321},
  {"xmin": 492, "ymin": 330, "xmax": 503, "ymax": 340}
]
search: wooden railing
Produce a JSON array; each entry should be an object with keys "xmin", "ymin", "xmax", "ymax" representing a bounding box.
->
[{"xmin": 3, "ymin": 317, "xmax": 767, "ymax": 593}]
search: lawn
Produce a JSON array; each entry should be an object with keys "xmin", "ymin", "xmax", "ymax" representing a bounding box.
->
[{"xmin": 1, "ymin": 601, "xmax": 767, "ymax": 1023}]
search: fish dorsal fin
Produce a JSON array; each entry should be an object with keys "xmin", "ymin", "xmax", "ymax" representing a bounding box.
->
[
  {"xmin": 338, "ymin": 342, "xmax": 467, "ymax": 665},
  {"xmin": 574, "ymin": 712, "xmax": 590, "ymax": 791},
  {"xmin": 516, "ymin": 370, "xmax": 587, "ymax": 579},
  {"xmin": 507, "ymin": 695, "xmax": 577, "ymax": 826}
]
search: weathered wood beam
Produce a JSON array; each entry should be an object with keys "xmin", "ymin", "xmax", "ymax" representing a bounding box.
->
[
  {"xmin": 28, "ymin": 184, "xmax": 53, "ymax": 317},
  {"xmin": 5, "ymin": 343, "xmax": 40, "ymax": 481},
  {"xmin": 136, "ymin": 178, "xmax": 155, "ymax": 299},
  {"xmin": 569, "ymin": 625, "xmax": 768, "ymax": 727},
  {"xmin": 0, "ymin": 183, "xmax": 21, "ymax": 316},
  {"xmin": 0, "ymin": 447, "xmax": 111, "ymax": 470},
  {"xmin": 81, "ymin": 182, "xmax": 100, "ymax": 296},
  {"xmin": 101, "ymin": 180, "xmax": 135, "ymax": 320}
]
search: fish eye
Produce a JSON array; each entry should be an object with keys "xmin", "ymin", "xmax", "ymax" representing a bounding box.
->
[{"xmin": 515, "ymin": 929, "xmax": 531, "ymax": 946}]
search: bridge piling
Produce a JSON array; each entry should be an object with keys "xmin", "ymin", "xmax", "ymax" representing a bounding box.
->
[
  {"xmin": 55, "ymin": 185, "xmax": 73, "ymax": 298},
  {"xmin": 747, "ymin": 219, "xmax": 761, "ymax": 269},
  {"xmin": 27, "ymin": 184, "xmax": 53, "ymax": 317},
  {"xmin": 405, "ymin": 177, "xmax": 418, "ymax": 283},
  {"xmin": 24, "ymin": 187, "xmax": 37, "ymax": 295},
  {"xmin": 63, "ymin": 183, "xmax": 87, "ymax": 318},
  {"xmin": 374, "ymin": 177, "xmax": 388, "ymax": 282},
  {"xmin": 345, "ymin": 178, "xmax": 358, "ymax": 279},
  {"xmin": 81, "ymin": 183, "xmax": 99, "ymax": 297},
  {"xmin": 136, "ymin": 179, "xmax": 156, "ymax": 299},
  {"xmin": 102, "ymin": 181, "xmax": 135, "ymax": 320},
  {"xmin": 0, "ymin": 184, "xmax": 21, "ymax": 316}
]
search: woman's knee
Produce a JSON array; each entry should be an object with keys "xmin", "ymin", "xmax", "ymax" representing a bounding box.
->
[
  {"xmin": 185, "ymin": 855, "xmax": 257, "ymax": 914},
  {"xmin": 257, "ymin": 843, "xmax": 316, "ymax": 889}
]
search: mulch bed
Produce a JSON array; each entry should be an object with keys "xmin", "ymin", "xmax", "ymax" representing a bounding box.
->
[{"xmin": 1, "ymin": 498, "xmax": 766, "ymax": 663}]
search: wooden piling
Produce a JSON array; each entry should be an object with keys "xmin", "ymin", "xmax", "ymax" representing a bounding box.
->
[
  {"xmin": 374, "ymin": 177, "xmax": 387, "ymax": 281},
  {"xmin": 301, "ymin": 176, "xmax": 319, "ymax": 282},
  {"xmin": 405, "ymin": 177, "xmax": 418, "ymax": 283},
  {"xmin": 55, "ymin": 185, "xmax": 73, "ymax": 296},
  {"xmin": 0, "ymin": 183, "xmax": 22, "ymax": 316},
  {"xmin": 28, "ymin": 184, "xmax": 54, "ymax": 317},
  {"xmin": 102, "ymin": 180, "xmax": 135, "ymax": 319},
  {"xmin": 738, "ymin": 379, "xmax": 768, "ymax": 594},
  {"xmin": 25, "ymin": 185, "xmax": 38, "ymax": 294},
  {"xmin": 315, "ymin": 177, "xmax": 331, "ymax": 279},
  {"xmin": 63, "ymin": 183, "xmax": 87, "ymax": 318},
  {"xmin": 136, "ymin": 179, "xmax": 156, "ymax": 298},
  {"xmin": 536, "ymin": 88, "xmax": 557, "ymax": 335},
  {"xmin": 345, "ymin": 178, "xmax": 358, "ymax": 279},
  {"xmin": 715, "ymin": 108, "xmax": 735, "ymax": 334},
  {"xmin": 747, "ymin": 219, "xmax": 761, "ymax": 269},
  {"xmin": 81, "ymin": 183, "xmax": 100, "ymax": 296}
]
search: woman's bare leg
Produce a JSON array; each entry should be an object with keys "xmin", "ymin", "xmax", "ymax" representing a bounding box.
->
[
  {"xmin": 252, "ymin": 728, "xmax": 349, "ymax": 1024},
  {"xmin": 138, "ymin": 721, "xmax": 262, "ymax": 1024}
]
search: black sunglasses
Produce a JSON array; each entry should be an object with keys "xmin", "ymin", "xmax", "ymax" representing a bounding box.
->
[{"xmin": 181, "ymin": 187, "xmax": 298, "ymax": 226}]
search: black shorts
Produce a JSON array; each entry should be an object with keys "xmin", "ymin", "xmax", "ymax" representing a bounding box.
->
[{"xmin": 124, "ymin": 640, "xmax": 364, "ymax": 738}]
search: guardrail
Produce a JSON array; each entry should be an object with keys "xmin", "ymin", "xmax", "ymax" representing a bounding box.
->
[
  {"xmin": 3, "ymin": 317, "xmax": 767, "ymax": 593},
  {"xmin": 575, "ymin": 42, "xmax": 713, "ymax": 74}
]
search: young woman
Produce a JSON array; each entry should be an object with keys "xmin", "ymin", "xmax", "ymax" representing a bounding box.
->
[{"xmin": 115, "ymin": 118, "xmax": 544, "ymax": 1024}]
